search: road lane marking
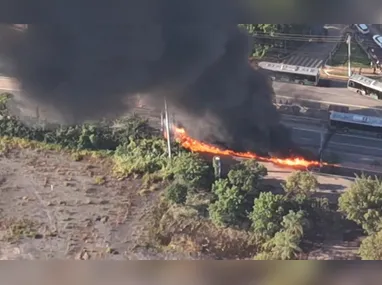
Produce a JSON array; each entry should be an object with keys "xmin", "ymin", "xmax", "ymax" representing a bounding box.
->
[
  {"xmin": 291, "ymin": 126, "xmax": 382, "ymax": 142},
  {"xmin": 327, "ymin": 141, "xmax": 382, "ymax": 151},
  {"xmin": 276, "ymin": 94, "xmax": 382, "ymax": 111}
]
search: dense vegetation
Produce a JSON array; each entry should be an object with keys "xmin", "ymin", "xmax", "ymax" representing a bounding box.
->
[{"xmin": 1, "ymin": 92, "xmax": 382, "ymax": 259}]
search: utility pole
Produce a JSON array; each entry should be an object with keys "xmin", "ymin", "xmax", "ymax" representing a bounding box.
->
[
  {"xmin": 347, "ymin": 34, "xmax": 352, "ymax": 77},
  {"xmin": 164, "ymin": 97, "xmax": 172, "ymax": 159}
]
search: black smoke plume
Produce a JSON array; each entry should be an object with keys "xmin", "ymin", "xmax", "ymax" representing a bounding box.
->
[{"xmin": 0, "ymin": 3, "xmax": 295, "ymax": 155}]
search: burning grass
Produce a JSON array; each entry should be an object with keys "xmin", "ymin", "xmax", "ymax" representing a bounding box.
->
[{"xmin": 172, "ymin": 127, "xmax": 329, "ymax": 169}]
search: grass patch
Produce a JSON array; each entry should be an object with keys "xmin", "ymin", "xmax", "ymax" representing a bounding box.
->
[
  {"xmin": 0, "ymin": 218, "xmax": 42, "ymax": 243},
  {"xmin": 0, "ymin": 136, "xmax": 110, "ymax": 159},
  {"xmin": 329, "ymin": 40, "xmax": 371, "ymax": 68}
]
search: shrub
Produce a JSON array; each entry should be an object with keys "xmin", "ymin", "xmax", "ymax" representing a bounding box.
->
[
  {"xmin": 113, "ymin": 137, "xmax": 168, "ymax": 177},
  {"xmin": 283, "ymin": 171, "xmax": 318, "ymax": 200},
  {"xmin": 249, "ymin": 192, "xmax": 288, "ymax": 239},
  {"xmin": 209, "ymin": 179, "xmax": 245, "ymax": 227},
  {"xmin": 359, "ymin": 229, "xmax": 382, "ymax": 260},
  {"xmin": 163, "ymin": 152, "xmax": 213, "ymax": 189},
  {"xmin": 0, "ymin": 107, "xmax": 154, "ymax": 151},
  {"xmin": 339, "ymin": 175, "xmax": 382, "ymax": 234},
  {"xmin": 227, "ymin": 159, "xmax": 267, "ymax": 194},
  {"xmin": 165, "ymin": 182, "xmax": 189, "ymax": 205}
]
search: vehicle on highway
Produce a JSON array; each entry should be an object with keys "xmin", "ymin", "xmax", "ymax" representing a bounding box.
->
[
  {"xmin": 373, "ymin": 35, "xmax": 382, "ymax": 48},
  {"xmin": 354, "ymin": 24, "xmax": 370, "ymax": 34},
  {"xmin": 258, "ymin": 61, "xmax": 320, "ymax": 86},
  {"xmin": 329, "ymin": 111, "xmax": 382, "ymax": 138},
  {"xmin": 347, "ymin": 74, "xmax": 382, "ymax": 100}
]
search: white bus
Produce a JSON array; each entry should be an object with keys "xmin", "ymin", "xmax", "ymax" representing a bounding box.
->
[
  {"xmin": 329, "ymin": 111, "xmax": 382, "ymax": 138},
  {"xmin": 347, "ymin": 74, "xmax": 382, "ymax": 100},
  {"xmin": 258, "ymin": 61, "xmax": 320, "ymax": 86}
]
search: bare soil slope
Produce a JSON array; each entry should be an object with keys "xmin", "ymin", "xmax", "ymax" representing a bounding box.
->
[{"xmin": 0, "ymin": 147, "xmax": 167, "ymax": 260}]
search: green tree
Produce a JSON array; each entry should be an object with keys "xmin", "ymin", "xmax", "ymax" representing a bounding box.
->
[
  {"xmin": 249, "ymin": 192, "xmax": 288, "ymax": 238},
  {"xmin": 208, "ymin": 160, "xmax": 268, "ymax": 227},
  {"xmin": 283, "ymin": 171, "xmax": 318, "ymax": 200},
  {"xmin": 262, "ymin": 230, "xmax": 302, "ymax": 260},
  {"xmin": 255, "ymin": 210, "xmax": 305, "ymax": 260},
  {"xmin": 209, "ymin": 180, "xmax": 244, "ymax": 227},
  {"xmin": 165, "ymin": 182, "xmax": 189, "ymax": 205},
  {"xmin": 164, "ymin": 152, "xmax": 212, "ymax": 189},
  {"xmin": 339, "ymin": 175, "xmax": 382, "ymax": 234},
  {"xmin": 359, "ymin": 230, "xmax": 382, "ymax": 260},
  {"xmin": 281, "ymin": 210, "xmax": 307, "ymax": 237},
  {"xmin": 227, "ymin": 159, "xmax": 267, "ymax": 194}
]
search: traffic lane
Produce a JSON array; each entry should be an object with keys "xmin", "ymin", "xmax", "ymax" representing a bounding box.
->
[
  {"xmin": 359, "ymin": 25, "xmax": 382, "ymax": 60},
  {"xmin": 273, "ymin": 82, "xmax": 382, "ymax": 109},
  {"xmin": 289, "ymin": 126, "xmax": 382, "ymax": 158},
  {"xmin": 289, "ymin": 127, "xmax": 320, "ymax": 147},
  {"xmin": 330, "ymin": 132, "xmax": 382, "ymax": 148}
]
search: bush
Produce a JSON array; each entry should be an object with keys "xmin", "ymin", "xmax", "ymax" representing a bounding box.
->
[
  {"xmin": 227, "ymin": 159, "xmax": 267, "ymax": 194},
  {"xmin": 283, "ymin": 171, "xmax": 318, "ymax": 200},
  {"xmin": 359, "ymin": 230, "xmax": 382, "ymax": 260},
  {"xmin": 163, "ymin": 152, "xmax": 213, "ymax": 189},
  {"xmin": 113, "ymin": 138, "xmax": 168, "ymax": 177},
  {"xmin": 165, "ymin": 182, "xmax": 189, "ymax": 205},
  {"xmin": 254, "ymin": 210, "xmax": 306, "ymax": 260},
  {"xmin": 339, "ymin": 175, "xmax": 382, "ymax": 234},
  {"xmin": 209, "ymin": 181, "xmax": 244, "ymax": 227},
  {"xmin": 249, "ymin": 192, "xmax": 289, "ymax": 239},
  {"xmin": 0, "ymin": 112, "xmax": 154, "ymax": 151}
]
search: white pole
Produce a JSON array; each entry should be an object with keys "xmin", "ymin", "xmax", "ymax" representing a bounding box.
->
[
  {"xmin": 347, "ymin": 34, "xmax": 351, "ymax": 77},
  {"xmin": 164, "ymin": 97, "xmax": 172, "ymax": 159}
]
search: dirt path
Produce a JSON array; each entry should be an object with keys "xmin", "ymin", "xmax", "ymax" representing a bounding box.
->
[{"xmin": 0, "ymin": 147, "xmax": 163, "ymax": 260}]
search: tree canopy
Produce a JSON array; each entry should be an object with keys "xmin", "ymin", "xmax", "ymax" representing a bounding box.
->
[
  {"xmin": 283, "ymin": 171, "xmax": 318, "ymax": 200},
  {"xmin": 359, "ymin": 229, "xmax": 382, "ymax": 260},
  {"xmin": 209, "ymin": 159, "xmax": 267, "ymax": 227},
  {"xmin": 250, "ymin": 192, "xmax": 288, "ymax": 238},
  {"xmin": 339, "ymin": 175, "xmax": 382, "ymax": 234}
]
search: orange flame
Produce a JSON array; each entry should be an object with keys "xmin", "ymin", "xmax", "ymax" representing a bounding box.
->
[{"xmin": 172, "ymin": 127, "xmax": 328, "ymax": 168}]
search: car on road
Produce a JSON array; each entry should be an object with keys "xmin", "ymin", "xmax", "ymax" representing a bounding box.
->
[
  {"xmin": 373, "ymin": 35, "xmax": 382, "ymax": 48},
  {"xmin": 355, "ymin": 24, "xmax": 370, "ymax": 34}
]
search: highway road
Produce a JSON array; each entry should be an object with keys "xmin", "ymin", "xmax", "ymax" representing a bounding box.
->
[
  {"xmin": 273, "ymin": 81, "xmax": 382, "ymax": 116},
  {"xmin": 281, "ymin": 116, "xmax": 382, "ymax": 171},
  {"xmin": 2, "ymin": 75, "xmax": 381, "ymax": 111}
]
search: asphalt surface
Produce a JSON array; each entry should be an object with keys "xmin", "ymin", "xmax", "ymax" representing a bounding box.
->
[
  {"xmin": 282, "ymin": 24, "xmax": 347, "ymax": 68},
  {"xmin": 273, "ymin": 81, "xmax": 382, "ymax": 116},
  {"xmin": 281, "ymin": 116, "xmax": 382, "ymax": 170},
  {"xmin": 354, "ymin": 24, "xmax": 382, "ymax": 62}
]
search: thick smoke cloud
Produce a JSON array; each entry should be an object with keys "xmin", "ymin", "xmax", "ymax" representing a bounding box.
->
[{"xmin": 0, "ymin": 2, "xmax": 294, "ymax": 154}]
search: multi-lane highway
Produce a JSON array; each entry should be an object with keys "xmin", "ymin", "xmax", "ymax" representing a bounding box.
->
[
  {"xmin": 282, "ymin": 115, "xmax": 382, "ymax": 171},
  {"xmin": 273, "ymin": 81, "xmax": 382, "ymax": 116}
]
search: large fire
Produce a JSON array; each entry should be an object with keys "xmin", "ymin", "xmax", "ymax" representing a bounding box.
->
[{"xmin": 172, "ymin": 126, "xmax": 328, "ymax": 168}]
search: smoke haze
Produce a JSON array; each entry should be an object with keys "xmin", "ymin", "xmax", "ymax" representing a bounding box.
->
[{"xmin": 0, "ymin": 2, "xmax": 294, "ymax": 154}]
